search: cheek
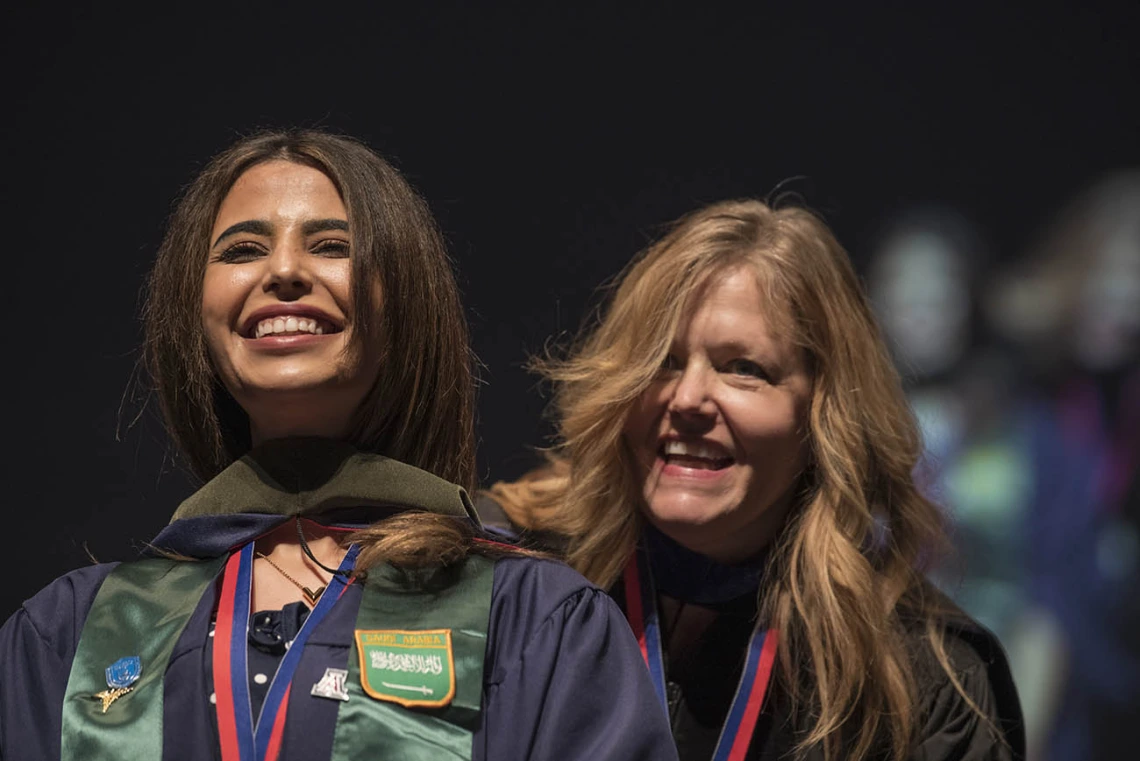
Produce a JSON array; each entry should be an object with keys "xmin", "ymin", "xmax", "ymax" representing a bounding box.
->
[
  {"xmin": 620, "ymin": 398, "xmax": 659, "ymax": 478},
  {"xmin": 621, "ymin": 406, "xmax": 644, "ymax": 440},
  {"xmin": 198, "ymin": 311, "xmax": 229, "ymax": 378},
  {"xmin": 199, "ymin": 270, "xmax": 250, "ymax": 369},
  {"xmin": 730, "ymin": 396, "xmax": 806, "ymax": 456},
  {"xmin": 622, "ymin": 387, "xmax": 665, "ymax": 441},
  {"xmin": 201, "ymin": 269, "xmax": 247, "ymax": 326},
  {"xmin": 313, "ymin": 259, "xmax": 355, "ymax": 307}
]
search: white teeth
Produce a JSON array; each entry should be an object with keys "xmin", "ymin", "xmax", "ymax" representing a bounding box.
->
[
  {"xmin": 663, "ymin": 440, "xmax": 730, "ymax": 461},
  {"xmin": 253, "ymin": 316, "xmax": 330, "ymax": 338}
]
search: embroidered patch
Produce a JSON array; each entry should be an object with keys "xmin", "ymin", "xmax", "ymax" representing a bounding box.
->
[{"xmin": 355, "ymin": 629, "xmax": 455, "ymax": 708}]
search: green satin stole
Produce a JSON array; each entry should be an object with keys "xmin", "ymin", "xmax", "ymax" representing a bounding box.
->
[
  {"xmin": 61, "ymin": 439, "xmax": 493, "ymax": 758},
  {"xmin": 330, "ymin": 555, "xmax": 494, "ymax": 761},
  {"xmin": 60, "ymin": 557, "xmax": 227, "ymax": 760},
  {"xmin": 61, "ymin": 553, "xmax": 494, "ymax": 760}
]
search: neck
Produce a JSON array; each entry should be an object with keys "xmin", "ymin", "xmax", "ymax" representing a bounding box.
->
[
  {"xmin": 244, "ymin": 393, "xmax": 359, "ymax": 445},
  {"xmin": 644, "ymin": 522, "xmax": 769, "ymax": 607},
  {"xmin": 645, "ymin": 490, "xmax": 795, "ymax": 567},
  {"xmin": 649, "ymin": 521, "xmax": 777, "ymax": 566},
  {"xmin": 252, "ymin": 519, "xmax": 349, "ymax": 610}
]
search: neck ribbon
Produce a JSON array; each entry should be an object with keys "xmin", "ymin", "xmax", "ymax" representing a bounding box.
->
[
  {"xmin": 214, "ymin": 542, "xmax": 359, "ymax": 761},
  {"xmin": 624, "ymin": 537, "xmax": 778, "ymax": 761},
  {"xmin": 63, "ymin": 439, "xmax": 492, "ymax": 760}
]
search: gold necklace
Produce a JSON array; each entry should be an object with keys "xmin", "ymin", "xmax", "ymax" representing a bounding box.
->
[{"xmin": 255, "ymin": 551, "xmax": 326, "ymax": 607}]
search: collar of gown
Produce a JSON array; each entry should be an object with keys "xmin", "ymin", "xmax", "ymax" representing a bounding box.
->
[
  {"xmin": 645, "ymin": 522, "xmax": 769, "ymax": 608},
  {"xmin": 149, "ymin": 437, "xmax": 478, "ymax": 559}
]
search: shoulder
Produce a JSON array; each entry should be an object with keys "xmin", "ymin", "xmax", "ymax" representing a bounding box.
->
[
  {"xmin": 904, "ymin": 604, "xmax": 1025, "ymax": 760},
  {"xmin": 486, "ymin": 555, "xmax": 620, "ymax": 678},
  {"xmin": 489, "ymin": 554, "xmax": 609, "ymax": 628},
  {"xmin": 474, "ymin": 494, "xmax": 570, "ymax": 553},
  {"xmin": 473, "ymin": 493, "xmax": 513, "ymax": 532},
  {"xmin": 3, "ymin": 564, "xmax": 118, "ymax": 660},
  {"xmin": 476, "ymin": 555, "xmax": 681, "ymax": 761}
]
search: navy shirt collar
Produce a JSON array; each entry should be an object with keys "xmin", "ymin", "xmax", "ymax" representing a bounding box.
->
[{"xmin": 644, "ymin": 523, "xmax": 769, "ymax": 607}]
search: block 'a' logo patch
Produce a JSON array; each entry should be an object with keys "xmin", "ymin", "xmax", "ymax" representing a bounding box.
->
[{"xmin": 355, "ymin": 629, "xmax": 455, "ymax": 708}]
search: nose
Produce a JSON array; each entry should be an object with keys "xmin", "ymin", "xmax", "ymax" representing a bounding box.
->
[
  {"xmin": 667, "ymin": 363, "xmax": 717, "ymax": 422},
  {"xmin": 262, "ymin": 241, "xmax": 312, "ymax": 299}
]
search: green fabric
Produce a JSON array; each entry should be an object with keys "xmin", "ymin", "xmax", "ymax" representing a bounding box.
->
[
  {"xmin": 171, "ymin": 437, "xmax": 477, "ymax": 524},
  {"xmin": 62, "ymin": 555, "xmax": 494, "ymax": 760},
  {"xmin": 330, "ymin": 554, "xmax": 495, "ymax": 761},
  {"xmin": 60, "ymin": 557, "xmax": 226, "ymax": 760},
  {"xmin": 62, "ymin": 438, "xmax": 490, "ymax": 758}
]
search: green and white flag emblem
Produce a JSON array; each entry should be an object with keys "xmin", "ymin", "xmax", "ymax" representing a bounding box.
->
[{"xmin": 355, "ymin": 629, "xmax": 455, "ymax": 707}]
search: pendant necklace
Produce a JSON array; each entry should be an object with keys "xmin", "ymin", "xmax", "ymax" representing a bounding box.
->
[{"xmin": 255, "ymin": 551, "xmax": 326, "ymax": 607}]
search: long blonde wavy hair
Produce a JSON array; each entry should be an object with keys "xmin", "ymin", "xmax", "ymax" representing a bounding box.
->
[{"xmin": 490, "ymin": 199, "xmax": 982, "ymax": 761}]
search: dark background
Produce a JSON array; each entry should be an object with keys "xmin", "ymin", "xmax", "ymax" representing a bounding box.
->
[{"xmin": 3, "ymin": 0, "xmax": 1136, "ymax": 654}]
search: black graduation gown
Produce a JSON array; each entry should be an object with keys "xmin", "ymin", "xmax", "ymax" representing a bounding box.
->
[
  {"xmin": 0, "ymin": 445, "xmax": 679, "ymax": 761},
  {"xmin": 476, "ymin": 494, "xmax": 1026, "ymax": 761}
]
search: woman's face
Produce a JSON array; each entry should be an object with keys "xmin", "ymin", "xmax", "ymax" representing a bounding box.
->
[
  {"xmin": 201, "ymin": 160, "xmax": 379, "ymax": 443},
  {"xmin": 623, "ymin": 267, "xmax": 812, "ymax": 563},
  {"xmin": 1073, "ymin": 229, "xmax": 1140, "ymax": 371},
  {"xmin": 870, "ymin": 230, "xmax": 971, "ymax": 378}
]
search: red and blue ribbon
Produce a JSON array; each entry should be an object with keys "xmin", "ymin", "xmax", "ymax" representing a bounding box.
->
[
  {"xmin": 623, "ymin": 543, "xmax": 778, "ymax": 761},
  {"xmin": 622, "ymin": 542, "xmax": 669, "ymax": 715},
  {"xmin": 214, "ymin": 541, "xmax": 358, "ymax": 761}
]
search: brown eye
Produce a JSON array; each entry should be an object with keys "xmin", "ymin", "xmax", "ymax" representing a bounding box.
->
[
  {"xmin": 216, "ymin": 243, "xmax": 265, "ymax": 263},
  {"xmin": 312, "ymin": 239, "xmax": 350, "ymax": 258}
]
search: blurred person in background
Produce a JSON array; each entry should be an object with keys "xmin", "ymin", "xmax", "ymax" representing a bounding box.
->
[
  {"xmin": 866, "ymin": 209, "xmax": 1064, "ymax": 759},
  {"xmin": 990, "ymin": 172, "xmax": 1140, "ymax": 761}
]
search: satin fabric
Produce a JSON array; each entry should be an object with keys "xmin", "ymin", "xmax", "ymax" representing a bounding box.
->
[
  {"xmin": 62, "ymin": 553, "xmax": 496, "ymax": 761},
  {"xmin": 60, "ymin": 557, "xmax": 227, "ymax": 760},
  {"xmin": 331, "ymin": 557, "xmax": 494, "ymax": 761},
  {"xmin": 3, "ymin": 440, "xmax": 680, "ymax": 761}
]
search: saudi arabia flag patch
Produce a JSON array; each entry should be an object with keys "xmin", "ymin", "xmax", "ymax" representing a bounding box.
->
[{"xmin": 355, "ymin": 629, "xmax": 456, "ymax": 708}]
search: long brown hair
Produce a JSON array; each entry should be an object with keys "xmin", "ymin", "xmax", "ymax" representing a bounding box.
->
[
  {"xmin": 142, "ymin": 129, "xmax": 498, "ymax": 571},
  {"xmin": 493, "ymin": 199, "xmax": 985, "ymax": 761},
  {"xmin": 144, "ymin": 129, "xmax": 475, "ymax": 490}
]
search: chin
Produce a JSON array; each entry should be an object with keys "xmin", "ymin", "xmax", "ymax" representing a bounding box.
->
[
  {"xmin": 643, "ymin": 514, "xmax": 731, "ymax": 559},
  {"xmin": 234, "ymin": 362, "xmax": 350, "ymax": 394},
  {"xmin": 643, "ymin": 496, "xmax": 732, "ymax": 530},
  {"xmin": 247, "ymin": 377, "xmax": 343, "ymax": 395}
]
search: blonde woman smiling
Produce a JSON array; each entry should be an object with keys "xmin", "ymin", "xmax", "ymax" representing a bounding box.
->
[{"xmin": 481, "ymin": 200, "xmax": 1025, "ymax": 761}]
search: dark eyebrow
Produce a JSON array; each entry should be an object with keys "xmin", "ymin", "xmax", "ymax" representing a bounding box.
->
[
  {"xmin": 212, "ymin": 220, "xmax": 273, "ymax": 248},
  {"xmin": 301, "ymin": 218, "xmax": 349, "ymax": 236},
  {"xmin": 211, "ymin": 218, "xmax": 348, "ymax": 248}
]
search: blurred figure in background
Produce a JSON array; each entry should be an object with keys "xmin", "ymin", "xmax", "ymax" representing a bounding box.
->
[
  {"xmin": 867, "ymin": 207, "xmax": 1064, "ymax": 759},
  {"xmin": 991, "ymin": 172, "xmax": 1140, "ymax": 761}
]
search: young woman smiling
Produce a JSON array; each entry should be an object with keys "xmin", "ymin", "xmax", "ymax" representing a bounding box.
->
[
  {"xmin": 0, "ymin": 130, "xmax": 677, "ymax": 761},
  {"xmin": 480, "ymin": 200, "xmax": 1026, "ymax": 761}
]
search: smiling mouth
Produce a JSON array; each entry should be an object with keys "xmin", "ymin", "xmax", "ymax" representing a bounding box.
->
[
  {"xmin": 659, "ymin": 440, "xmax": 734, "ymax": 471},
  {"xmin": 248, "ymin": 316, "xmax": 341, "ymax": 339}
]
